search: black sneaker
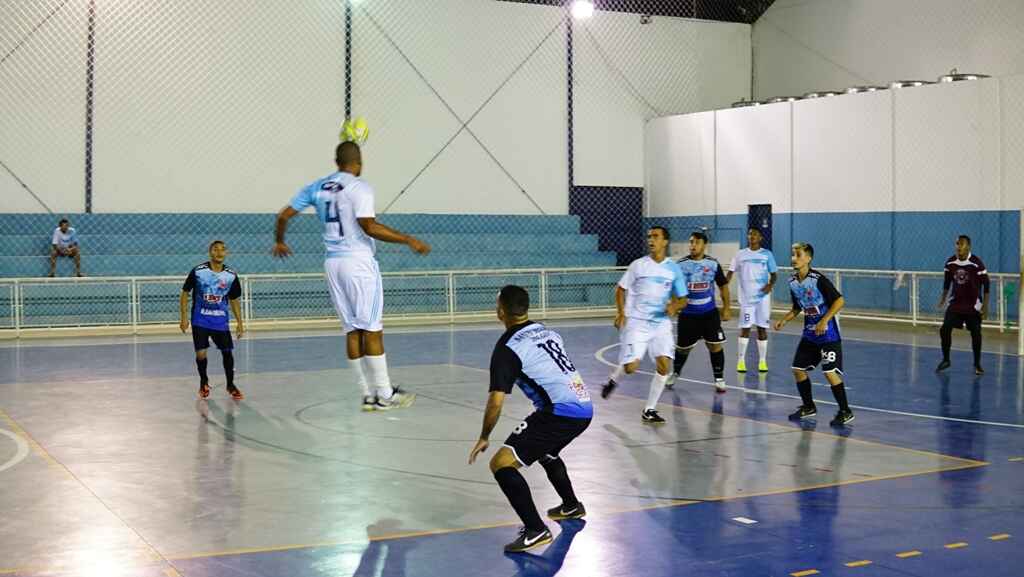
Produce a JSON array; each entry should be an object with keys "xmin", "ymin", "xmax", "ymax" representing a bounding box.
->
[
  {"xmin": 601, "ymin": 379, "xmax": 617, "ymax": 399},
  {"xmin": 547, "ymin": 502, "xmax": 586, "ymax": 521},
  {"xmin": 504, "ymin": 526, "xmax": 552, "ymax": 553},
  {"xmin": 788, "ymin": 405, "xmax": 817, "ymax": 421},
  {"xmin": 936, "ymin": 359, "xmax": 951, "ymax": 372},
  {"xmin": 361, "ymin": 395, "xmax": 376, "ymax": 412},
  {"xmin": 974, "ymin": 365, "xmax": 985, "ymax": 376},
  {"xmin": 829, "ymin": 409, "xmax": 855, "ymax": 427},
  {"xmin": 641, "ymin": 409, "xmax": 665, "ymax": 423}
]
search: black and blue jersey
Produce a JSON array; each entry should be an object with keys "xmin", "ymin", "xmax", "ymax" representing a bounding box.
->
[
  {"xmin": 677, "ymin": 256, "xmax": 728, "ymax": 315},
  {"xmin": 788, "ymin": 269, "xmax": 842, "ymax": 344},
  {"xmin": 183, "ymin": 262, "xmax": 241, "ymax": 332},
  {"xmin": 490, "ymin": 321, "xmax": 593, "ymax": 419}
]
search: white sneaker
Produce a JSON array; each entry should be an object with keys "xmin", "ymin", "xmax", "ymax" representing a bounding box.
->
[
  {"xmin": 374, "ymin": 386, "xmax": 415, "ymax": 411},
  {"xmin": 361, "ymin": 395, "xmax": 376, "ymax": 412},
  {"xmin": 714, "ymin": 379, "xmax": 727, "ymax": 394},
  {"xmin": 665, "ymin": 372, "xmax": 678, "ymax": 389}
]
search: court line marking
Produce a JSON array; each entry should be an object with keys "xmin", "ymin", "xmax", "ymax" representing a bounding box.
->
[
  {"xmin": 895, "ymin": 550, "xmax": 922, "ymax": 558},
  {"xmin": 845, "ymin": 560, "xmax": 873, "ymax": 567},
  {"xmin": 944, "ymin": 542, "xmax": 968, "ymax": 549},
  {"xmin": 0, "ymin": 427, "xmax": 29, "ymax": 474},
  {"xmin": 989, "ymin": 534, "xmax": 1011, "ymax": 541},
  {"xmin": 595, "ymin": 343, "xmax": 1024, "ymax": 430},
  {"xmin": 790, "ymin": 569, "xmax": 820, "ymax": 576}
]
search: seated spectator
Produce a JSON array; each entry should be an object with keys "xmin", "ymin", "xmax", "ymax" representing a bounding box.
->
[{"xmin": 49, "ymin": 218, "xmax": 82, "ymax": 277}]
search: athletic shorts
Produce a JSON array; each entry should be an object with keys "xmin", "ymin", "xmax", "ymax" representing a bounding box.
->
[
  {"xmin": 942, "ymin": 309, "xmax": 982, "ymax": 332},
  {"xmin": 325, "ymin": 256, "xmax": 383, "ymax": 333},
  {"xmin": 618, "ymin": 318, "xmax": 675, "ymax": 365},
  {"xmin": 503, "ymin": 411, "xmax": 591, "ymax": 467},
  {"xmin": 192, "ymin": 325, "xmax": 233, "ymax": 352},
  {"xmin": 792, "ymin": 338, "xmax": 843, "ymax": 374},
  {"xmin": 676, "ymin": 309, "xmax": 726, "ymax": 349},
  {"xmin": 739, "ymin": 297, "xmax": 772, "ymax": 329}
]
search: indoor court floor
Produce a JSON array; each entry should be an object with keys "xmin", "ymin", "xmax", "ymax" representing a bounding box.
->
[{"xmin": 0, "ymin": 319, "xmax": 1021, "ymax": 577}]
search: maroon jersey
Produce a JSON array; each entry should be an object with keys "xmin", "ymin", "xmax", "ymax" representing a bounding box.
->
[{"xmin": 943, "ymin": 254, "xmax": 990, "ymax": 314}]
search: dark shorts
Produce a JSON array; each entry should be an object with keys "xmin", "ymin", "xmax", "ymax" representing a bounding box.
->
[
  {"xmin": 677, "ymin": 309, "xmax": 726, "ymax": 349},
  {"xmin": 192, "ymin": 325, "xmax": 233, "ymax": 351},
  {"xmin": 792, "ymin": 338, "xmax": 843, "ymax": 374},
  {"xmin": 503, "ymin": 411, "xmax": 591, "ymax": 467},
  {"xmin": 942, "ymin": 309, "xmax": 982, "ymax": 332}
]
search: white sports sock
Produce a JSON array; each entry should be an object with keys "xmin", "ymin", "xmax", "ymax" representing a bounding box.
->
[
  {"xmin": 645, "ymin": 372, "xmax": 670, "ymax": 411},
  {"xmin": 609, "ymin": 365, "xmax": 625, "ymax": 383},
  {"xmin": 757, "ymin": 339, "xmax": 768, "ymax": 362},
  {"xmin": 351, "ymin": 356, "xmax": 371, "ymax": 396},
  {"xmin": 364, "ymin": 354, "xmax": 393, "ymax": 400},
  {"xmin": 738, "ymin": 337, "xmax": 750, "ymax": 360}
]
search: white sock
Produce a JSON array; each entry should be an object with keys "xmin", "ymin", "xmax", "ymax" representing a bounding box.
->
[
  {"xmin": 363, "ymin": 354, "xmax": 393, "ymax": 400},
  {"xmin": 645, "ymin": 372, "xmax": 670, "ymax": 411},
  {"xmin": 609, "ymin": 365, "xmax": 625, "ymax": 383},
  {"xmin": 757, "ymin": 339, "xmax": 768, "ymax": 362},
  {"xmin": 738, "ymin": 337, "xmax": 750, "ymax": 360},
  {"xmin": 351, "ymin": 357, "xmax": 371, "ymax": 396}
]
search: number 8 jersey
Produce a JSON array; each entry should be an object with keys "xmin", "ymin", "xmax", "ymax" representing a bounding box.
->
[
  {"xmin": 490, "ymin": 321, "xmax": 593, "ymax": 419},
  {"xmin": 290, "ymin": 171, "xmax": 377, "ymax": 259}
]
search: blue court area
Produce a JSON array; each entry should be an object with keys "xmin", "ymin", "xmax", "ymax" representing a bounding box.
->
[{"xmin": 1, "ymin": 321, "xmax": 1022, "ymax": 577}]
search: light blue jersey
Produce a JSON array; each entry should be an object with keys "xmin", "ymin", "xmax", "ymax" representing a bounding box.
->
[
  {"xmin": 618, "ymin": 256, "xmax": 688, "ymax": 323},
  {"xmin": 182, "ymin": 263, "xmax": 241, "ymax": 332},
  {"xmin": 729, "ymin": 248, "xmax": 778, "ymax": 304},
  {"xmin": 677, "ymin": 256, "xmax": 727, "ymax": 315},
  {"xmin": 290, "ymin": 171, "xmax": 376, "ymax": 259}
]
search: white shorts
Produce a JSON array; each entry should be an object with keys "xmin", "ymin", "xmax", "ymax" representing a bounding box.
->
[
  {"xmin": 618, "ymin": 318, "xmax": 675, "ymax": 365},
  {"xmin": 739, "ymin": 298, "xmax": 772, "ymax": 329},
  {"xmin": 324, "ymin": 256, "xmax": 383, "ymax": 333}
]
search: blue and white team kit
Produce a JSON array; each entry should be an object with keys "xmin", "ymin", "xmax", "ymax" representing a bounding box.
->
[
  {"xmin": 183, "ymin": 262, "xmax": 242, "ymax": 350},
  {"xmin": 490, "ymin": 321, "xmax": 592, "ymax": 466},
  {"xmin": 290, "ymin": 171, "xmax": 382, "ymax": 333},
  {"xmin": 788, "ymin": 269, "xmax": 844, "ymax": 373},
  {"xmin": 616, "ymin": 256, "xmax": 689, "ymax": 365},
  {"xmin": 676, "ymin": 255, "xmax": 728, "ymax": 347},
  {"xmin": 729, "ymin": 248, "xmax": 778, "ymax": 328}
]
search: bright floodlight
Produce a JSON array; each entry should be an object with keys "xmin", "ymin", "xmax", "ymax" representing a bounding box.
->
[{"xmin": 571, "ymin": 0, "xmax": 594, "ymax": 20}]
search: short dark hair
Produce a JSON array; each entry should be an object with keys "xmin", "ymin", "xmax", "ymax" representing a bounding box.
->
[
  {"xmin": 336, "ymin": 141, "xmax": 362, "ymax": 166},
  {"xmin": 958, "ymin": 235, "xmax": 971, "ymax": 245},
  {"xmin": 792, "ymin": 242, "xmax": 814, "ymax": 259},
  {"xmin": 748, "ymin": 227, "xmax": 763, "ymax": 237},
  {"xmin": 690, "ymin": 231, "xmax": 709, "ymax": 243},
  {"xmin": 209, "ymin": 240, "xmax": 225, "ymax": 251},
  {"xmin": 58, "ymin": 218, "xmax": 69, "ymax": 225},
  {"xmin": 649, "ymin": 226, "xmax": 670, "ymax": 242},
  {"xmin": 498, "ymin": 285, "xmax": 530, "ymax": 317}
]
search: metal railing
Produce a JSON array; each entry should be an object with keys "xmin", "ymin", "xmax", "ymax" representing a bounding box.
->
[{"xmin": 0, "ymin": 267, "xmax": 1020, "ymax": 353}]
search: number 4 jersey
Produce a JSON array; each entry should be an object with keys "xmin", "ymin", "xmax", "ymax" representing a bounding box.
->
[
  {"xmin": 290, "ymin": 171, "xmax": 377, "ymax": 259},
  {"xmin": 490, "ymin": 321, "xmax": 593, "ymax": 419}
]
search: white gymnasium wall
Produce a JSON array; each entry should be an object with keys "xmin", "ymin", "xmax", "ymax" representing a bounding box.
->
[
  {"xmin": 646, "ymin": 74, "xmax": 1024, "ymax": 217},
  {"xmin": 2, "ymin": 1, "xmax": 750, "ymax": 216},
  {"xmin": 573, "ymin": 13, "xmax": 750, "ymax": 188},
  {"xmin": 752, "ymin": 0, "xmax": 1024, "ymax": 101}
]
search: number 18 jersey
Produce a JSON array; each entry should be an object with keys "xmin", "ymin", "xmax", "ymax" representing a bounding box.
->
[
  {"xmin": 490, "ymin": 321, "xmax": 593, "ymax": 419},
  {"xmin": 290, "ymin": 171, "xmax": 376, "ymax": 259}
]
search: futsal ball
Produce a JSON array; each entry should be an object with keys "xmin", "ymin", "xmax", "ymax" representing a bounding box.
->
[{"xmin": 340, "ymin": 117, "xmax": 370, "ymax": 144}]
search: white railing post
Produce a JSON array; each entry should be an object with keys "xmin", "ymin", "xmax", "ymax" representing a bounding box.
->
[
  {"xmin": 13, "ymin": 280, "xmax": 21, "ymax": 336},
  {"xmin": 539, "ymin": 270, "xmax": 548, "ymax": 317},
  {"xmin": 130, "ymin": 279, "xmax": 139, "ymax": 334},
  {"xmin": 911, "ymin": 273, "xmax": 919, "ymax": 327},
  {"xmin": 243, "ymin": 278, "xmax": 253, "ymax": 323},
  {"xmin": 447, "ymin": 272, "xmax": 456, "ymax": 323},
  {"xmin": 998, "ymin": 275, "xmax": 1006, "ymax": 333}
]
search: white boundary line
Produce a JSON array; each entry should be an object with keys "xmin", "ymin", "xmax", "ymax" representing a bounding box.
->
[
  {"xmin": 594, "ymin": 344, "xmax": 1024, "ymax": 429},
  {"xmin": 0, "ymin": 428, "xmax": 30, "ymax": 473}
]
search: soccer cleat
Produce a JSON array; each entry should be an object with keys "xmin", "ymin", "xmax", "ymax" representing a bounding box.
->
[
  {"xmin": 601, "ymin": 379, "xmax": 617, "ymax": 399},
  {"xmin": 641, "ymin": 409, "xmax": 666, "ymax": 423},
  {"xmin": 361, "ymin": 395, "xmax": 376, "ymax": 412},
  {"xmin": 227, "ymin": 385, "xmax": 244, "ymax": 401},
  {"xmin": 758, "ymin": 360, "xmax": 768, "ymax": 372},
  {"xmin": 736, "ymin": 359, "xmax": 747, "ymax": 373},
  {"xmin": 788, "ymin": 405, "xmax": 817, "ymax": 421},
  {"xmin": 374, "ymin": 386, "xmax": 415, "ymax": 410},
  {"xmin": 547, "ymin": 502, "xmax": 586, "ymax": 521},
  {"xmin": 714, "ymin": 379, "xmax": 727, "ymax": 394},
  {"xmin": 665, "ymin": 372, "xmax": 678, "ymax": 389},
  {"xmin": 198, "ymin": 380, "xmax": 210, "ymax": 399},
  {"xmin": 936, "ymin": 359, "xmax": 951, "ymax": 372},
  {"xmin": 504, "ymin": 526, "xmax": 552, "ymax": 553},
  {"xmin": 829, "ymin": 409, "xmax": 855, "ymax": 427},
  {"xmin": 974, "ymin": 365, "xmax": 985, "ymax": 376}
]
